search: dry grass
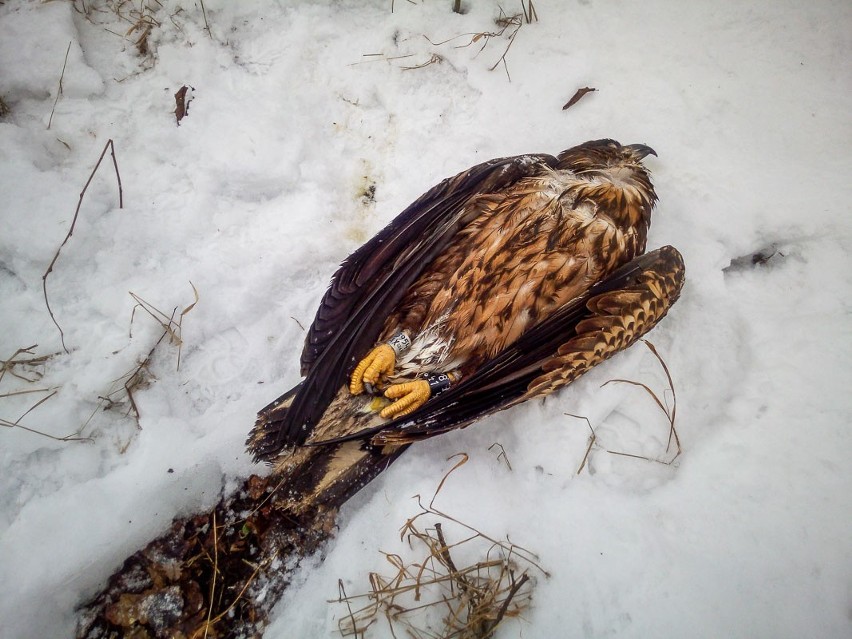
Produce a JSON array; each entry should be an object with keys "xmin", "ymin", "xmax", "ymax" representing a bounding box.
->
[
  {"xmin": 2, "ymin": 287, "xmax": 196, "ymax": 447},
  {"xmin": 84, "ymin": 285, "xmax": 199, "ymax": 446},
  {"xmin": 129, "ymin": 283, "xmax": 199, "ymax": 370},
  {"xmin": 0, "ymin": 345, "xmax": 57, "ymax": 385},
  {"xmin": 334, "ymin": 454, "xmax": 545, "ymax": 639},
  {"xmin": 74, "ymin": 0, "xmax": 208, "ymax": 57},
  {"xmin": 91, "ymin": 312, "xmax": 171, "ymax": 440},
  {"xmin": 360, "ymin": 1, "xmax": 541, "ymax": 81},
  {"xmin": 75, "ymin": 0, "xmax": 163, "ymax": 55},
  {"xmin": 47, "ymin": 41, "xmax": 71, "ymax": 130},
  {"xmin": 0, "ymin": 345, "xmax": 87, "ymax": 443},
  {"xmin": 570, "ymin": 340, "xmax": 682, "ymax": 473}
]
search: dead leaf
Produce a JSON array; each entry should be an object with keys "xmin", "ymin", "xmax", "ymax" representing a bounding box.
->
[
  {"xmin": 562, "ymin": 86, "xmax": 597, "ymax": 110},
  {"xmin": 174, "ymin": 86, "xmax": 193, "ymax": 124}
]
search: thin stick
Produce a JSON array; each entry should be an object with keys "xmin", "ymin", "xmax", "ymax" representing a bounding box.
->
[
  {"xmin": 48, "ymin": 41, "xmax": 72, "ymax": 130},
  {"xmin": 176, "ymin": 281, "xmax": 199, "ymax": 370},
  {"xmin": 605, "ymin": 448, "xmax": 679, "ymax": 466},
  {"xmin": 199, "ymin": 0, "xmax": 211, "ymax": 38},
  {"xmin": 0, "ymin": 417, "xmax": 91, "ymax": 442},
  {"xmin": 202, "ymin": 510, "xmax": 219, "ymax": 639},
  {"xmin": 338, "ymin": 580, "xmax": 362, "ymax": 639},
  {"xmin": 434, "ymin": 523, "xmax": 465, "ymax": 589},
  {"xmin": 0, "ymin": 387, "xmax": 57, "ymax": 399},
  {"xmin": 14, "ymin": 389, "xmax": 57, "ymax": 423},
  {"xmin": 482, "ymin": 572, "xmax": 530, "ymax": 635},
  {"xmin": 487, "ymin": 442, "xmax": 512, "ymax": 470},
  {"xmin": 42, "ymin": 140, "xmax": 124, "ymax": 353},
  {"xmin": 521, "ymin": 0, "xmax": 538, "ymax": 24},
  {"xmin": 565, "ymin": 413, "xmax": 596, "ymax": 475},
  {"xmin": 488, "ymin": 20, "xmax": 521, "ymax": 81}
]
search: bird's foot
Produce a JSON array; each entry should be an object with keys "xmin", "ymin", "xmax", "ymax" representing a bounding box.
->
[
  {"xmin": 380, "ymin": 380, "xmax": 430, "ymax": 419},
  {"xmin": 380, "ymin": 372, "xmax": 459, "ymax": 419},
  {"xmin": 350, "ymin": 332, "xmax": 412, "ymax": 395},
  {"xmin": 350, "ymin": 344, "xmax": 396, "ymax": 395}
]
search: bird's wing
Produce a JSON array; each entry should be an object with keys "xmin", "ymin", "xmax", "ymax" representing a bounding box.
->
[
  {"xmin": 254, "ymin": 153, "xmax": 559, "ymax": 456},
  {"xmin": 311, "ymin": 245, "xmax": 685, "ymax": 447}
]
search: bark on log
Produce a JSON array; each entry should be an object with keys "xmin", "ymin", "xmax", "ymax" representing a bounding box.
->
[{"xmin": 76, "ymin": 441, "xmax": 407, "ymax": 638}]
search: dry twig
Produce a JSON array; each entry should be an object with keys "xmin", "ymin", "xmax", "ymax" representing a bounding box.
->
[
  {"xmin": 521, "ymin": 0, "xmax": 538, "ymax": 24},
  {"xmin": 488, "ymin": 10, "xmax": 523, "ymax": 81},
  {"xmin": 565, "ymin": 413, "xmax": 596, "ymax": 475},
  {"xmin": 199, "ymin": 0, "xmax": 211, "ymax": 38},
  {"xmin": 487, "ymin": 442, "xmax": 513, "ymax": 471},
  {"xmin": 48, "ymin": 41, "xmax": 72, "ymax": 130},
  {"xmin": 42, "ymin": 139, "xmax": 123, "ymax": 353},
  {"xmin": 0, "ymin": 345, "xmax": 59, "ymax": 384}
]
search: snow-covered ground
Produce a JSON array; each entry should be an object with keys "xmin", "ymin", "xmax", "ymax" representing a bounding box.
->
[{"xmin": 1, "ymin": 1, "xmax": 850, "ymax": 637}]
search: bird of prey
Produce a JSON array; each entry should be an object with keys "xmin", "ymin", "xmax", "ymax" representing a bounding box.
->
[
  {"xmin": 249, "ymin": 139, "xmax": 684, "ymax": 485},
  {"xmin": 77, "ymin": 140, "xmax": 685, "ymax": 639}
]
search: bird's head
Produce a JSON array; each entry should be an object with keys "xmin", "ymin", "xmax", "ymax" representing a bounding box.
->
[
  {"xmin": 555, "ymin": 139, "xmax": 659, "ymax": 233},
  {"xmin": 556, "ymin": 139, "xmax": 657, "ymax": 173}
]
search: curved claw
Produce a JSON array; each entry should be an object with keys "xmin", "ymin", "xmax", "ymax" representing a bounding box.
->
[
  {"xmin": 380, "ymin": 379, "xmax": 431, "ymax": 419},
  {"xmin": 350, "ymin": 343, "xmax": 397, "ymax": 395}
]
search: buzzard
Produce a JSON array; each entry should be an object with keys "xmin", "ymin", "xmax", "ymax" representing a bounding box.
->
[
  {"xmin": 77, "ymin": 140, "xmax": 685, "ymax": 639},
  {"xmin": 248, "ymin": 139, "xmax": 684, "ymax": 496}
]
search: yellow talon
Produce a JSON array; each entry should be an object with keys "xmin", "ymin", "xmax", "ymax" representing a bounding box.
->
[
  {"xmin": 380, "ymin": 379, "xmax": 431, "ymax": 419},
  {"xmin": 350, "ymin": 343, "xmax": 397, "ymax": 395}
]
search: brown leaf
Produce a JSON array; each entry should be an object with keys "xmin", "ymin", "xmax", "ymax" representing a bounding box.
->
[
  {"xmin": 174, "ymin": 85, "xmax": 192, "ymax": 124},
  {"xmin": 562, "ymin": 86, "xmax": 597, "ymax": 110}
]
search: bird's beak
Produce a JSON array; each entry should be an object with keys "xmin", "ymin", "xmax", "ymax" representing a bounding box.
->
[{"xmin": 626, "ymin": 144, "xmax": 657, "ymax": 159}]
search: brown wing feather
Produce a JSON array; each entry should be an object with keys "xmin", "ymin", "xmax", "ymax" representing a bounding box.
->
[{"xmin": 519, "ymin": 244, "xmax": 685, "ymax": 401}]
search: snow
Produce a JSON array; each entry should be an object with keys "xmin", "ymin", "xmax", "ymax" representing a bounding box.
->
[{"xmin": 1, "ymin": 0, "xmax": 850, "ymax": 638}]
